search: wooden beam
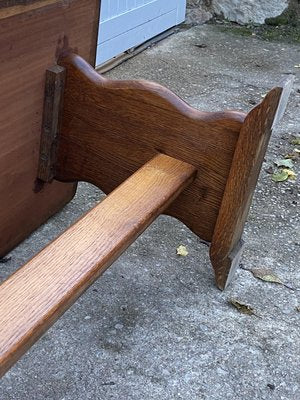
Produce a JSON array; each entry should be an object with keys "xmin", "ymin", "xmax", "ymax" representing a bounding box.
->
[{"xmin": 0, "ymin": 154, "xmax": 196, "ymax": 378}]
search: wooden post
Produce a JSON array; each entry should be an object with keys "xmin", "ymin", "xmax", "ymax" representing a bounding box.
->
[{"xmin": 210, "ymin": 76, "xmax": 294, "ymax": 289}]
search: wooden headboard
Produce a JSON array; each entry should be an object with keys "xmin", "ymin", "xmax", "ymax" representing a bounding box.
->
[{"xmin": 0, "ymin": 0, "xmax": 100, "ymax": 256}]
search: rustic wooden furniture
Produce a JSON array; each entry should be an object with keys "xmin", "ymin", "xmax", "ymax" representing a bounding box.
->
[
  {"xmin": 0, "ymin": 0, "xmax": 293, "ymax": 378},
  {"xmin": 0, "ymin": 0, "xmax": 100, "ymax": 258}
]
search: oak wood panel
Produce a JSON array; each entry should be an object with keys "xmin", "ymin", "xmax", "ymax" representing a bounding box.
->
[
  {"xmin": 210, "ymin": 77, "xmax": 294, "ymax": 289},
  {"xmin": 0, "ymin": 0, "xmax": 100, "ymax": 257},
  {"xmin": 0, "ymin": 0, "xmax": 59, "ymax": 19},
  {"xmin": 0, "ymin": 154, "xmax": 196, "ymax": 378},
  {"xmin": 56, "ymin": 54, "xmax": 246, "ymax": 243}
]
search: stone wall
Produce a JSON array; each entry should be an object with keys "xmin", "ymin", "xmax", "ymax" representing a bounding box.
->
[
  {"xmin": 186, "ymin": 0, "xmax": 291, "ymax": 25},
  {"xmin": 186, "ymin": 1, "xmax": 213, "ymax": 24}
]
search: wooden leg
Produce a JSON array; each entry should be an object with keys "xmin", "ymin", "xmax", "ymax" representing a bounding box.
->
[
  {"xmin": 210, "ymin": 76, "xmax": 294, "ymax": 289},
  {"xmin": 0, "ymin": 154, "xmax": 196, "ymax": 378}
]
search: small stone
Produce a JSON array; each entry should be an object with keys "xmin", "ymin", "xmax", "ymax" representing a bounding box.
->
[
  {"xmin": 264, "ymin": 166, "xmax": 274, "ymax": 175},
  {"xmin": 267, "ymin": 383, "xmax": 276, "ymax": 390},
  {"xmin": 249, "ymin": 99, "xmax": 257, "ymax": 105},
  {"xmin": 194, "ymin": 43, "xmax": 208, "ymax": 49}
]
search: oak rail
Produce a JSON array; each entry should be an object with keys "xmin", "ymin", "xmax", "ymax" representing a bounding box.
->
[{"xmin": 0, "ymin": 154, "xmax": 196, "ymax": 378}]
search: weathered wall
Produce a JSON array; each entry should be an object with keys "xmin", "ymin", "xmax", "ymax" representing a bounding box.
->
[
  {"xmin": 210, "ymin": 0, "xmax": 289, "ymax": 24},
  {"xmin": 186, "ymin": 0, "xmax": 291, "ymax": 25},
  {"xmin": 186, "ymin": 0, "xmax": 212, "ymax": 24}
]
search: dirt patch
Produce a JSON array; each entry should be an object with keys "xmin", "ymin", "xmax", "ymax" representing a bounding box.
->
[{"xmin": 217, "ymin": 20, "xmax": 300, "ymax": 44}]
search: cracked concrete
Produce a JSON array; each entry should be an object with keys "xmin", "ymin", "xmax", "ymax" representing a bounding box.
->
[{"xmin": 0, "ymin": 24, "xmax": 299, "ymax": 400}]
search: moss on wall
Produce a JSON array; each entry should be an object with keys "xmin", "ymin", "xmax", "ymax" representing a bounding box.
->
[
  {"xmin": 265, "ymin": 0, "xmax": 300, "ymax": 27},
  {"xmin": 187, "ymin": 0, "xmax": 300, "ymax": 43}
]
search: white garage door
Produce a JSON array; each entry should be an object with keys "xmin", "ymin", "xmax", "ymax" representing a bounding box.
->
[{"xmin": 97, "ymin": 0, "xmax": 186, "ymax": 66}]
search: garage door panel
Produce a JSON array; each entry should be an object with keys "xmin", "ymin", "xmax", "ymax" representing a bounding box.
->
[{"xmin": 97, "ymin": 0, "xmax": 186, "ymax": 65}]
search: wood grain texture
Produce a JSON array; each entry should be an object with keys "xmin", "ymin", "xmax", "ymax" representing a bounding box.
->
[
  {"xmin": 0, "ymin": 0, "xmax": 100, "ymax": 257},
  {"xmin": 0, "ymin": 154, "xmax": 196, "ymax": 378},
  {"xmin": 55, "ymin": 54, "xmax": 292, "ymax": 288},
  {"xmin": 38, "ymin": 65, "xmax": 66, "ymax": 182},
  {"xmin": 0, "ymin": 0, "xmax": 58, "ymax": 19},
  {"xmin": 57, "ymin": 53, "xmax": 246, "ymax": 243},
  {"xmin": 210, "ymin": 77, "xmax": 294, "ymax": 289}
]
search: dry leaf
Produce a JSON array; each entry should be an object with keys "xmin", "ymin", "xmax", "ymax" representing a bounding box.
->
[
  {"xmin": 274, "ymin": 158, "xmax": 294, "ymax": 169},
  {"xmin": 272, "ymin": 170, "xmax": 289, "ymax": 182},
  {"xmin": 176, "ymin": 245, "xmax": 188, "ymax": 257},
  {"xmin": 229, "ymin": 299, "xmax": 257, "ymax": 316},
  {"xmin": 284, "ymin": 152, "xmax": 299, "ymax": 160},
  {"xmin": 291, "ymin": 137, "xmax": 300, "ymax": 145},
  {"xmin": 294, "ymin": 64, "xmax": 300, "ymax": 68},
  {"xmin": 251, "ymin": 267, "xmax": 283, "ymax": 284},
  {"xmin": 282, "ymin": 168, "xmax": 297, "ymax": 180},
  {"xmin": 296, "ymin": 306, "xmax": 300, "ymax": 312},
  {"xmin": 247, "ymin": 267, "xmax": 296, "ymax": 290}
]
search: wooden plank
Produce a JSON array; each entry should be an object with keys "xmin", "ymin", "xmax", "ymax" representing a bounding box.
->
[
  {"xmin": 0, "ymin": 154, "xmax": 196, "ymax": 378},
  {"xmin": 0, "ymin": 1, "xmax": 59, "ymax": 19},
  {"xmin": 0, "ymin": 0, "xmax": 100, "ymax": 257},
  {"xmin": 57, "ymin": 54, "xmax": 246, "ymax": 243},
  {"xmin": 210, "ymin": 76, "xmax": 294, "ymax": 289}
]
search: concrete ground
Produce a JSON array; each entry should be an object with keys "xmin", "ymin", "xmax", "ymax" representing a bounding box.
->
[{"xmin": 1, "ymin": 24, "xmax": 300, "ymax": 400}]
